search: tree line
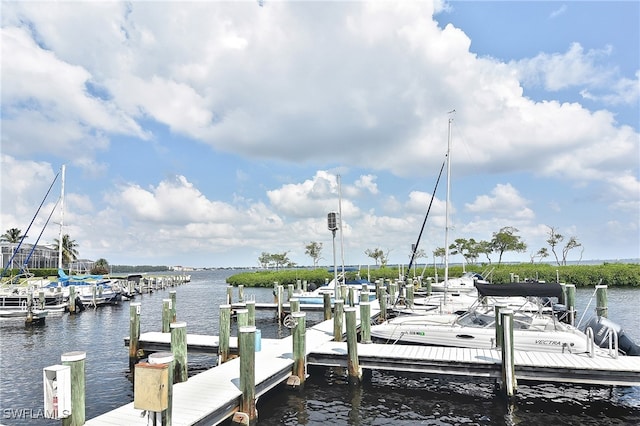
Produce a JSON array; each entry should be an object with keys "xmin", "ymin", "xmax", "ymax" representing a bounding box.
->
[{"xmin": 258, "ymin": 225, "xmax": 582, "ymax": 269}]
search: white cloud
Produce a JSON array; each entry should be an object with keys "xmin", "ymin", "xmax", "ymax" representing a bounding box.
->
[{"xmin": 465, "ymin": 184, "xmax": 535, "ymax": 221}]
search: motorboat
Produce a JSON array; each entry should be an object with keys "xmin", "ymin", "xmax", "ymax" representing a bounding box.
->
[{"xmin": 371, "ymin": 281, "xmax": 610, "ymax": 355}]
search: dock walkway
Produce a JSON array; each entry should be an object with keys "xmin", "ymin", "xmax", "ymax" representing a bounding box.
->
[
  {"xmin": 87, "ymin": 310, "xmax": 352, "ymax": 426},
  {"xmin": 307, "ymin": 341, "xmax": 640, "ymax": 386},
  {"xmin": 90, "ymin": 301, "xmax": 640, "ymax": 425}
]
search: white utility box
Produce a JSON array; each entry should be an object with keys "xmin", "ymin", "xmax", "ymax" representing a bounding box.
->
[{"xmin": 43, "ymin": 364, "xmax": 71, "ymax": 419}]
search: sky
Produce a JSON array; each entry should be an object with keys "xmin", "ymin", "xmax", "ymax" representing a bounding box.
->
[{"xmin": 1, "ymin": 1, "xmax": 639, "ymax": 269}]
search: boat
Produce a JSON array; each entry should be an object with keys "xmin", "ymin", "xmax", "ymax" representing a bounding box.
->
[
  {"xmin": 372, "ymin": 281, "xmax": 631, "ymax": 357},
  {"xmin": 290, "ymin": 269, "xmax": 375, "ymax": 305}
]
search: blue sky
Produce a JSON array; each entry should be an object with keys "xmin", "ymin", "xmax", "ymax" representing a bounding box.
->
[{"xmin": 1, "ymin": 1, "xmax": 638, "ymax": 269}]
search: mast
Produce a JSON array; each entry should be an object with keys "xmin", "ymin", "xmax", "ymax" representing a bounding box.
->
[
  {"xmin": 444, "ymin": 116, "xmax": 453, "ymax": 294},
  {"xmin": 58, "ymin": 165, "xmax": 66, "ymax": 270}
]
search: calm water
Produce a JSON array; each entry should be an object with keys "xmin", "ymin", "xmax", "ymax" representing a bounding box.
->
[{"xmin": 1, "ymin": 270, "xmax": 639, "ymax": 425}]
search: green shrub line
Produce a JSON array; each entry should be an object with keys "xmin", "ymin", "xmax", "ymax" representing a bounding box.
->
[{"xmin": 226, "ymin": 263, "xmax": 640, "ymax": 288}]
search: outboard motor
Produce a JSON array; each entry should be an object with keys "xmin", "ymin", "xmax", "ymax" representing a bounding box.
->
[{"xmin": 585, "ymin": 316, "xmax": 640, "ymax": 356}]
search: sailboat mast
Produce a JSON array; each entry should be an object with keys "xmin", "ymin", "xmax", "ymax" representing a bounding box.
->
[
  {"xmin": 444, "ymin": 117, "xmax": 453, "ymax": 290},
  {"xmin": 58, "ymin": 165, "xmax": 66, "ymax": 270}
]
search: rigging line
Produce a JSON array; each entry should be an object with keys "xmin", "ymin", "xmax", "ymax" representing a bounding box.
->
[
  {"xmin": 20, "ymin": 197, "xmax": 61, "ymax": 275},
  {"xmin": 406, "ymin": 157, "xmax": 447, "ymax": 275},
  {"xmin": 1, "ymin": 169, "xmax": 61, "ymax": 278}
]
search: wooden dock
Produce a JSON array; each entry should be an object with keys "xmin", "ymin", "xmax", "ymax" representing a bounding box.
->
[
  {"xmin": 88, "ymin": 313, "xmax": 345, "ymax": 425},
  {"xmin": 307, "ymin": 341, "xmax": 640, "ymax": 387},
  {"xmin": 91, "ymin": 300, "xmax": 640, "ymax": 426}
]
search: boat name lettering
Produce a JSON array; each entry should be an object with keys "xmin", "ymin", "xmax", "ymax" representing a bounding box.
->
[{"xmin": 535, "ymin": 339, "xmax": 562, "ymax": 346}]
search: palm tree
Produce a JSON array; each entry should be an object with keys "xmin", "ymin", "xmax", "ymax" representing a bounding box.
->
[
  {"xmin": 51, "ymin": 234, "xmax": 79, "ymax": 267},
  {"xmin": 91, "ymin": 258, "xmax": 110, "ymax": 275},
  {"xmin": 1, "ymin": 228, "xmax": 27, "ymax": 243}
]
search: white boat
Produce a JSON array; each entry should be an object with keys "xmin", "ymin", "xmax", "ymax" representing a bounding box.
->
[
  {"xmin": 291, "ymin": 271, "xmax": 375, "ymax": 305},
  {"xmin": 372, "ymin": 282, "xmax": 612, "ymax": 356}
]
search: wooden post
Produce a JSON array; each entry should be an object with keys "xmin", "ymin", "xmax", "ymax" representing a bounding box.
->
[
  {"xmin": 287, "ymin": 284, "xmax": 294, "ymax": 302},
  {"xmin": 323, "ymin": 293, "xmax": 332, "ymax": 321},
  {"xmin": 169, "ymin": 290, "xmax": 177, "ymax": 323},
  {"xmin": 344, "ymin": 307, "xmax": 361, "ymax": 384},
  {"xmin": 406, "ymin": 285, "xmax": 414, "ymax": 308},
  {"xmin": 246, "ymin": 300, "xmax": 256, "ymax": 326},
  {"xmin": 302, "ymin": 280, "xmax": 308, "ymax": 292},
  {"xmin": 148, "ymin": 352, "xmax": 174, "ymax": 426},
  {"xmin": 425, "ymin": 277, "xmax": 432, "ymax": 296},
  {"xmin": 170, "ymin": 321, "xmax": 187, "ymax": 383},
  {"xmin": 68, "ymin": 286, "xmax": 76, "ymax": 314},
  {"xmin": 276, "ymin": 285, "xmax": 284, "ymax": 323},
  {"xmin": 348, "ymin": 287, "xmax": 355, "ymax": 307},
  {"xmin": 38, "ymin": 291, "xmax": 45, "ymax": 310},
  {"xmin": 494, "ymin": 304, "xmax": 507, "ymax": 348},
  {"xmin": 219, "ymin": 304, "xmax": 231, "ymax": 365},
  {"xmin": 238, "ymin": 285, "xmax": 244, "ymax": 303},
  {"xmin": 291, "ymin": 311, "xmax": 306, "ymax": 388},
  {"xmin": 236, "ymin": 326, "xmax": 257, "ymax": 425},
  {"xmin": 596, "ymin": 284, "xmax": 608, "ymax": 318},
  {"xmin": 378, "ymin": 286, "xmax": 387, "ymax": 322},
  {"xmin": 227, "ymin": 286, "xmax": 234, "ymax": 305},
  {"xmin": 129, "ymin": 302, "xmax": 141, "ymax": 370},
  {"xmin": 559, "ymin": 283, "xmax": 567, "ymax": 306},
  {"xmin": 61, "ymin": 351, "xmax": 86, "ymax": 426},
  {"xmin": 289, "ymin": 298, "xmax": 300, "ymax": 313},
  {"xmin": 162, "ymin": 299, "xmax": 172, "ymax": 333},
  {"xmin": 91, "ymin": 285, "xmax": 96, "ymax": 308},
  {"xmin": 359, "ymin": 302, "xmax": 371, "ymax": 344},
  {"xmin": 566, "ymin": 284, "xmax": 576, "ymax": 326},
  {"xmin": 500, "ymin": 309, "xmax": 517, "ymax": 397},
  {"xmin": 236, "ymin": 308, "xmax": 249, "ymax": 329},
  {"xmin": 333, "ymin": 299, "xmax": 344, "ymax": 342}
]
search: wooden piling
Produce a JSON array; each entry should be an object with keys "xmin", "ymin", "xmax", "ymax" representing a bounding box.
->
[
  {"xmin": 406, "ymin": 285, "xmax": 414, "ymax": 308},
  {"xmin": 148, "ymin": 352, "xmax": 174, "ymax": 426},
  {"xmin": 129, "ymin": 303, "xmax": 141, "ymax": 370},
  {"xmin": 493, "ymin": 304, "xmax": 507, "ymax": 348},
  {"xmin": 237, "ymin": 326, "xmax": 257, "ymax": 425},
  {"xmin": 169, "ymin": 291, "xmax": 177, "ymax": 323},
  {"xmin": 291, "ymin": 311, "xmax": 306, "ymax": 388},
  {"xmin": 219, "ymin": 304, "xmax": 231, "ymax": 365},
  {"xmin": 378, "ymin": 287, "xmax": 387, "ymax": 322},
  {"xmin": 333, "ymin": 299, "xmax": 344, "ymax": 342},
  {"xmin": 500, "ymin": 309, "xmax": 517, "ymax": 397},
  {"xmin": 170, "ymin": 321, "xmax": 188, "ymax": 383},
  {"xmin": 359, "ymin": 302, "xmax": 371, "ymax": 344},
  {"xmin": 566, "ymin": 284, "xmax": 576, "ymax": 326},
  {"xmin": 289, "ymin": 298, "xmax": 300, "ymax": 313},
  {"xmin": 61, "ymin": 351, "xmax": 86, "ymax": 426},
  {"xmin": 344, "ymin": 307, "xmax": 361, "ymax": 384},
  {"xmin": 162, "ymin": 299, "xmax": 171, "ymax": 333},
  {"xmin": 238, "ymin": 285, "xmax": 244, "ymax": 303},
  {"xmin": 596, "ymin": 284, "xmax": 608, "ymax": 318},
  {"xmin": 287, "ymin": 284, "xmax": 294, "ymax": 302},
  {"xmin": 246, "ymin": 300, "xmax": 256, "ymax": 326},
  {"xmin": 276, "ymin": 285, "xmax": 284, "ymax": 323},
  {"xmin": 226, "ymin": 286, "xmax": 233, "ymax": 305},
  {"xmin": 323, "ymin": 293, "xmax": 332, "ymax": 321},
  {"xmin": 69, "ymin": 286, "xmax": 76, "ymax": 314}
]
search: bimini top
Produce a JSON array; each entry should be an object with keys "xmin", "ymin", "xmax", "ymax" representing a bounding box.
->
[{"xmin": 474, "ymin": 281, "xmax": 563, "ymax": 299}]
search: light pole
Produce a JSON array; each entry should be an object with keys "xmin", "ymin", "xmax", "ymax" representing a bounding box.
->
[{"xmin": 327, "ymin": 212, "xmax": 339, "ymax": 286}]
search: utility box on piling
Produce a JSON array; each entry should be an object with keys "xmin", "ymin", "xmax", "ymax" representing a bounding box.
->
[
  {"xmin": 43, "ymin": 364, "xmax": 71, "ymax": 419},
  {"xmin": 134, "ymin": 362, "xmax": 169, "ymax": 412}
]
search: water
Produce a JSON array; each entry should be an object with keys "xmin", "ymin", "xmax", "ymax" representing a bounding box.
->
[{"xmin": 1, "ymin": 270, "xmax": 639, "ymax": 425}]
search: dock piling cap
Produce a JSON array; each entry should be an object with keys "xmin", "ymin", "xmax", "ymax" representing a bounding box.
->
[
  {"xmin": 61, "ymin": 351, "xmax": 86, "ymax": 362},
  {"xmin": 170, "ymin": 321, "xmax": 187, "ymax": 329},
  {"xmin": 149, "ymin": 352, "xmax": 174, "ymax": 364}
]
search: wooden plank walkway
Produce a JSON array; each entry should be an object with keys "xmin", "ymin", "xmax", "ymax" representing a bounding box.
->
[
  {"xmin": 306, "ymin": 341, "xmax": 640, "ymax": 386},
  {"xmin": 87, "ymin": 310, "xmax": 354, "ymax": 425}
]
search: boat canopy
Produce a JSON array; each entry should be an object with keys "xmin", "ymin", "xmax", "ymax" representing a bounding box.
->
[{"xmin": 474, "ymin": 281, "xmax": 563, "ymax": 299}]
